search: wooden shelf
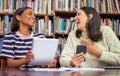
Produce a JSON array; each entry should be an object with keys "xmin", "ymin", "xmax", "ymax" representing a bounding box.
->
[
  {"xmin": 0, "ymin": 11, "xmax": 120, "ymax": 39},
  {"xmin": 0, "ymin": 13, "xmax": 54, "ymax": 18},
  {"xmin": 55, "ymin": 11, "xmax": 120, "ymax": 19},
  {"xmin": 99, "ymin": 13, "xmax": 120, "ymax": 18},
  {"xmin": 35, "ymin": 14, "xmax": 54, "ymax": 18},
  {"xmin": 45, "ymin": 35, "xmax": 54, "ymax": 38},
  {"xmin": 55, "ymin": 11, "xmax": 76, "ymax": 18},
  {"xmin": 0, "ymin": 13, "xmax": 13, "ymax": 16},
  {"xmin": 55, "ymin": 32, "xmax": 68, "ymax": 38}
]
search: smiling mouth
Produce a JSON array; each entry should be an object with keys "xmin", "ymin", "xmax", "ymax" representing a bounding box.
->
[
  {"xmin": 29, "ymin": 19, "xmax": 35, "ymax": 23},
  {"xmin": 76, "ymin": 21, "xmax": 80, "ymax": 24}
]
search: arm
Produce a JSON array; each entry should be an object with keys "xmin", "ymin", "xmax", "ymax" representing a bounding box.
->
[
  {"xmin": 7, "ymin": 51, "xmax": 34, "ymax": 68},
  {"xmin": 7, "ymin": 58, "xmax": 27, "ymax": 68},
  {"xmin": 60, "ymin": 31, "xmax": 85, "ymax": 67},
  {"xmin": 60, "ymin": 32, "xmax": 75, "ymax": 67},
  {"xmin": 81, "ymin": 26, "xmax": 120, "ymax": 65},
  {"xmin": 99, "ymin": 26, "xmax": 120, "ymax": 65},
  {"xmin": 1, "ymin": 33, "xmax": 34, "ymax": 68}
]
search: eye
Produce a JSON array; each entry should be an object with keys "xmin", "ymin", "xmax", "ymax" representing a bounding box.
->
[
  {"xmin": 29, "ymin": 12, "xmax": 32, "ymax": 15},
  {"xmin": 77, "ymin": 13, "xmax": 80, "ymax": 16},
  {"xmin": 28, "ymin": 12, "xmax": 35, "ymax": 16}
]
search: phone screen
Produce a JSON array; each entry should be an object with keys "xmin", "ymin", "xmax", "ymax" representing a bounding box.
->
[{"xmin": 76, "ymin": 45, "xmax": 86, "ymax": 54}]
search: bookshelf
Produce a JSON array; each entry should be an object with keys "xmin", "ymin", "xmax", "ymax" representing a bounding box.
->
[
  {"xmin": 0, "ymin": 0, "xmax": 120, "ymax": 37},
  {"xmin": 0, "ymin": 0, "xmax": 120, "ymax": 69},
  {"xmin": 0, "ymin": 0, "xmax": 120, "ymax": 53},
  {"xmin": 54, "ymin": 11, "xmax": 120, "ymax": 37},
  {"xmin": 53, "ymin": 0, "xmax": 120, "ymax": 52},
  {"xmin": 0, "ymin": 14, "xmax": 54, "ymax": 38}
]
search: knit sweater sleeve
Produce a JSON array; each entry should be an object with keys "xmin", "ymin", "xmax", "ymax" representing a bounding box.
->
[
  {"xmin": 99, "ymin": 26, "xmax": 120, "ymax": 65},
  {"xmin": 60, "ymin": 31, "xmax": 77, "ymax": 67}
]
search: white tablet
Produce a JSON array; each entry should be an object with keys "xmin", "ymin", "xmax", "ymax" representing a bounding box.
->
[{"xmin": 29, "ymin": 38, "xmax": 59, "ymax": 66}]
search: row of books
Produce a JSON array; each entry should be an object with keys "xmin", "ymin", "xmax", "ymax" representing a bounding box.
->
[
  {"xmin": 55, "ymin": 0, "xmax": 120, "ymax": 13},
  {"xmin": 32, "ymin": 17, "xmax": 54, "ymax": 36},
  {"xmin": 0, "ymin": 15, "xmax": 55, "ymax": 36},
  {"xmin": 0, "ymin": 15, "xmax": 12, "ymax": 35},
  {"xmin": 54, "ymin": 17, "xmax": 76, "ymax": 34},
  {"xmin": 55, "ymin": 17, "xmax": 120, "ymax": 35},
  {"xmin": 57, "ymin": 37, "xmax": 67, "ymax": 55},
  {"xmin": 0, "ymin": 0, "xmax": 54, "ymax": 14},
  {"xmin": 101, "ymin": 18, "xmax": 120, "ymax": 35},
  {"xmin": 0, "ymin": 0, "xmax": 120, "ymax": 14},
  {"xmin": 0, "ymin": 15, "xmax": 120, "ymax": 36}
]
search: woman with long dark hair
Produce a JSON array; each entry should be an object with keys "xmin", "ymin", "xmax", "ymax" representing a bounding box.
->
[{"xmin": 60, "ymin": 7, "xmax": 120, "ymax": 68}]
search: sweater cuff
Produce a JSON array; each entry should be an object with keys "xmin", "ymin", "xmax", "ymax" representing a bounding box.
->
[{"xmin": 99, "ymin": 50, "xmax": 109, "ymax": 61}]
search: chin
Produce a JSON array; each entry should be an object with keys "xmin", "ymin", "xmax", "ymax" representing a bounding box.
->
[
  {"xmin": 29, "ymin": 25, "xmax": 34, "ymax": 27},
  {"xmin": 77, "ymin": 27, "xmax": 82, "ymax": 30}
]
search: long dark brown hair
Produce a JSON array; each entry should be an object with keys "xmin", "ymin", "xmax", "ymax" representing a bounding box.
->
[{"xmin": 76, "ymin": 7, "xmax": 102, "ymax": 42}]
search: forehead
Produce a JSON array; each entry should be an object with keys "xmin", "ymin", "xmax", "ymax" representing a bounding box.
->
[
  {"xmin": 77, "ymin": 9, "xmax": 85, "ymax": 14},
  {"xmin": 22, "ymin": 8, "xmax": 34, "ymax": 14}
]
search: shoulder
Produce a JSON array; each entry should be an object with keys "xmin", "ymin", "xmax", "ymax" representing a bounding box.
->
[
  {"xmin": 100, "ymin": 25, "xmax": 114, "ymax": 35},
  {"xmin": 33, "ymin": 32, "xmax": 46, "ymax": 38},
  {"xmin": 5, "ymin": 32, "xmax": 15, "ymax": 36},
  {"xmin": 2, "ymin": 32, "xmax": 17, "ymax": 45},
  {"xmin": 100, "ymin": 25, "xmax": 117, "ymax": 39},
  {"xmin": 69, "ymin": 30, "xmax": 76, "ymax": 36},
  {"xmin": 100, "ymin": 25, "xmax": 112, "ymax": 32},
  {"xmin": 67, "ymin": 30, "xmax": 77, "ymax": 40},
  {"xmin": 3, "ymin": 32, "xmax": 17, "ymax": 39}
]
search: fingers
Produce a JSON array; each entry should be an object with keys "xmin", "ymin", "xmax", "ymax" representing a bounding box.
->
[
  {"xmin": 81, "ymin": 40, "xmax": 94, "ymax": 46},
  {"xmin": 25, "ymin": 51, "xmax": 34, "ymax": 63},
  {"xmin": 70, "ymin": 53, "xmax": 85, "ymax": 67},
  {"xmin": 80, "ymin": 40, "xmax": 88, "ymax": 46},
  {"xmin": 74, "ymin": 53, "xmax": 84, "ymax": 59},
  {"xmin": 48, "ymin": 59, "xmax": 57, "ymax": 68},
  {"xmin": 74, "ymin": 53, "xmax": 85, "ymax": 62}
]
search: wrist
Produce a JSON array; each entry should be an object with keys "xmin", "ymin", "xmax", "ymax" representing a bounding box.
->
[
  {"xmin": 23, "ymin": 58, "xmax": 29, "ymax": 64},
  {"xmin": 95, "ymin": 49, "xmax": 102, "ymax": 57},
  {"xmin": 70, "ymin": 60, "xmax": 75, "ymax": 67}
]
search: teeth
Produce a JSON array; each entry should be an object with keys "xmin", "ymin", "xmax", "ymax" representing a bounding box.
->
[{"xmin": 30, "ymin": 19, "xmax": 35, "ymax": 22}]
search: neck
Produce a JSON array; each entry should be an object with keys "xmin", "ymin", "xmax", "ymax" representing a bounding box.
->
[
  {"xmin": 18, "ymin": 29, "xmax": 31, "ymax": 36},
  {"xmin": 81, "ymin": 29, "xmax": 86, "ymax": 33}
]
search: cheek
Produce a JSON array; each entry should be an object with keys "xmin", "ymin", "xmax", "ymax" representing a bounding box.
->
[
  {"xmin": 21, "ymin": 18, "xmax": 28, "ymax": 23},
  {"xmin": 81, "ymin": 18, "xmax": 87, "ymax": 26},
  {"xmin": 77, "ymin": 21, "xmax": 86, "ymax": 30},
  {"xmin": 81, "ymin": 16, "xmax": 87, "ymax": 23},
  {"xmin": 77, "ymin": 24, "xmax": 85, "ymax": 29}
]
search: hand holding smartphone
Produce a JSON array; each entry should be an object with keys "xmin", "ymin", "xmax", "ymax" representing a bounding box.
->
[{"xmin": 76, "ymin": 45, "xmax": 86, "ymax": 54}]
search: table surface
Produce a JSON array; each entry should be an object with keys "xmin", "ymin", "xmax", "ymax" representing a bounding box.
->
[{"xmin": 0, "ymin": 68, "xmax": 120, "ymax": 76}]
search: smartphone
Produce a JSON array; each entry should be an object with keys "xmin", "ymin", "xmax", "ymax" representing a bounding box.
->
[{"xmin": 76, "ymin": 45, "xmax": 86, "ymax": 54}]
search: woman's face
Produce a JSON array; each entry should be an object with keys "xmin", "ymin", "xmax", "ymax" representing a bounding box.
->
[
  {"xmin": 17, "ymin": 8, "xmax": 36, "ymax": 28},
  {"xmin": 74, "ymin": 9, "xmax": 88, "ymax": 32}
]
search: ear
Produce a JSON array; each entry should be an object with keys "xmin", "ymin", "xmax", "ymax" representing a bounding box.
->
[
  {"xmin": 16, "ymin": 15, "xmax": 21, "ymax": 21},
  {"xmin": 88, "ymin": 14, "xmax": 93, "ymax": 20}
]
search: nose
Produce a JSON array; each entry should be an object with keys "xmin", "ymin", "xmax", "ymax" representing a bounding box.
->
[
  {"xmin": 74, "ymin": 16, "xmax": 77, "ymax": 21},
  {"xmin": 32, "ymin": 14, "xmax": 36, "ymax": 18},
  {"xmin": 72, "ymin": 16, "xmax": 77, "ymax": 22},
  {"xmin": 32, "ymin": 14, "xmax": 36, "ymax": 21}
]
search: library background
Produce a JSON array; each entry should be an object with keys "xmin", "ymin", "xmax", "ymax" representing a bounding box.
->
[{"xmin": 0, "ymin": 0, "xmax": 120, "ymax": 66}]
